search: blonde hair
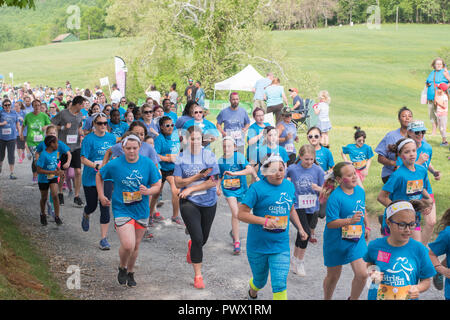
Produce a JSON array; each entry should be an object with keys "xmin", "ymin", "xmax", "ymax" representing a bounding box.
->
[
  {"xmin": 45, "ymin": 124, "xmax": 57, "ymax": 135},
  {"xmin": 318, "ymin": 90, "xmax": 331, "ymax": 104},
  {"xmin": 298, "ymin": 144, "xmax": 315, "ymax": 158}
]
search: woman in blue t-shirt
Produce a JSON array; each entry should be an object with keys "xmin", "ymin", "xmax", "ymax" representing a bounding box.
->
[
  {"xmin": 323, "ymin": 162, "xmax": 369, "ymax": 300},
  {"xmin": 238, "ymin": 155, "xmax": 306, "ymax": 300},
  {"xmin": 287, "ymin": 145, "xmax": 324, "ymax": 277},
  {"xmin": 341, "ymin": 126, "xmax": 374, "ymax": 189},
  {"xmin": 378, "ymin": 138, "xmax": 434, "ymax": 244},
  {"xmin": 218, "ymin": 136, "xmax": 258, "ymax": 255},
  {"xmin": 108, "ymin": 109, "xmax": 129, "ymax": 140},
  {"xmin": 246, "ymin": 107, "xmax": 270, "ymax": 170},
  {"xmin": 364, "ymin": 201, "xmax": 436, "ymax": 300},
  {"xmin": 174, "ymin": 125, "xmax": 220, "ymax": 290},
  {"xmin": 0, "ymin": 99, "xmax": 21, "ymax": 179},
  {"xmin": 97, "ymin": 134, "xmax": 162, "ymax": 287}
]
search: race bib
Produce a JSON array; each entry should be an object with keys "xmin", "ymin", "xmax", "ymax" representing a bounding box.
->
[
  {"xmin": 33, "ymin": 134, "xmax": 43, "ymax": 142},
  {"xmin": 377, "ymin": 284, "xmax": 411, "ymax": 300},
  {"xmin": 223, "ymin": 178, "xmax": 241, "ymax": 190},
  {"xmin": 229, "ymin": 131, "xmax": 242, "ymax": 140},
  {"xmin": 298, "ymin": 194, "xmax": 317, "ymax": 209},
  {"xmin": 263, "ymin": 215, "xmax": 288, "ymax": 233},
  {"xmin": 66, "ymin": 134, "xmax": 78, "ymax": 144},
  {"xmin": 46, "ymin": 174, "xmax": 55, "ymax": 180},
  {"xmin": 352, "ymin": 159, "xmax": 367, "ymax": 170},
  {"xmin": 406, "ymin": 180, "xmax": 423, "ymax": 195},
  {"xmin": 285, "ymin": 143, "xmax": 294, "ymax": 153},
  {"xmin": 342, "ymin": 225, "xmax": 362, "ymax": 242},
  {"xmin": 123, "ymin": 191, "xmax": 142, "ymax": 204},
  {"xmin": 2, "ymin": 128, "xmax": 12, "ymax": 135}
]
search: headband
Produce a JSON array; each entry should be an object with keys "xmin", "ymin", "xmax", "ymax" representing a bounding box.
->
[
  {"xmin": 386, "ymin": 201, "xmax": 415, "ymax": 220},
  {"xmin": 92, "ymin": 112, "xmax": 107, "ymax": 123},
  {"xmin": 397, "ymin": 138, "xmax": 415, "ymax": 153},
  {"xmin": 261, "ymin": 155, "xmax": 286, "ymax": 176},
  {"xmin": 121, "ymin": 134, "xmax": 141, "ymax": 147}
]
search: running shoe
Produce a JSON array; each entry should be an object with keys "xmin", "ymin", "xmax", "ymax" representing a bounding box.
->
[
  {"xmin": 55, "ymin": 216, "xmax": 63, "ymax": 226},
  {"xmin": 440, "ymin": 142, "xmax": 449, "ymax": 147},
  {"xmin": 81, "ymin": 213, "xmax": 90, "ymax": 232},
  {"xmin": 9, "ymin": 174, "xmax": 17, "ymax": 180},
  {"xmin": 127, "ymin": 272, "xmax": 137, "ymax": 287},
  {"xmin": 171, "ymin": 216, "xmax": 184, "ymax": 225},
  {"xmin": 153, "ymin": 212, "xmax": 164, "ymax": 222},
  {"xmin": 40, "ymin": 214, "xmax": 47, "ymax": 226},
  {"xmin": 291, "ymin": 258, "xmax": 306, "ymax": 277},
  {"xmin": 74, "ymin": 196, "xmax": 84, "ymax": 207},
  {"xmin": 117, "ymin": 267, "xmax": 128, "ymax": 285},
  {"xmin": 194, "ymin": 275, "xmax": 205, "ymax": 289},
  {"xmin": 433, "ymin": 273, "xmax": 444, "ymax": 291},
  {"xmin": 144, "ymin": 229, "xmax": 154, "ymax": 240},
  {"xmin": 18, "ymin": 159, "xmax": 23, "ymax": 164},
  {"xmin": 233, "ymin": 241, "xmax": 241, "ymax": 255},
  {"xmin": 247, "ymin": 289, "xmax": 258, "ymax": 300},
  {"xmin": 186, "ymin": 240, "xmax": 192, "ymax": 264},
  {"xmin": 99, "ymin": 238, "xmax": 111, "ymax": 250},
  {"xmin": 58, "ymin": 193, "xmax": 64, "ymax": 206}
]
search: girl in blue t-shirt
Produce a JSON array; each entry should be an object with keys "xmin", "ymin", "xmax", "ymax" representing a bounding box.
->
[
  {"xmin": 254, "ymin": 126, "xmax": 289, "ymax": 179},
  {"xmin": 218, "ymin": 136, "xmax": 258, "ymax": 255},
  {"xmin": 377, "ymin": 138, "xmax": 434, "ymax": 243},
  {"xmin": 36, "ymin": 135, "xmax": 64, "ymax": 226},
  {"xmin": 364, "ymin": 201, "xmax": 436, "ymax": 300},
  {"xmin": 238, "ymin": 155, "xmax": 306, "ymax": 300},
  {"xmin": 287, "ymin": 145, "xmax": 324, "ymax": 277},
  {"xmin": 323, "ymin": 162, "xmax": 369, "ymax": 300},
  {"xmin": 341, "ymin": 126, "xmax": 374, "ymax": 189},
  {"xmin": 108, "ymin": 109, "xmax": 129, "ymax": 140},
  {"xmin": 429, "ymin": 208, "xmax": 450, "ymax": 300}
]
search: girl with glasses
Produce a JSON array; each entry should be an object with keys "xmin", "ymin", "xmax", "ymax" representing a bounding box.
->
[
  {"xmin": 364, "ymin": 200, "xmax": 436, "ymax": 300},
  {"xmin": 139, "ymin": 104, "xmax": 159, "ymax": 139},
  {"xmin": 377, "ymin": 138, "xmax": 434, "ymax": 244},
  {"xmin": 182, "ymin": 105, "xmax": 219, "ymax": 148},
  {"xmin": 341, "ymin": 126, "xmax": 374, "ymax": 189},
  {"xmin": 80, "ymin": 113, "xmax": 118, "ymax": 250}
]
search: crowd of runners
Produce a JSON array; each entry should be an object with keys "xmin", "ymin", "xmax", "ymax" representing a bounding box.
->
[{"xmin": 0, "ymin": 64, "xmax": 449, "ymax": 300}]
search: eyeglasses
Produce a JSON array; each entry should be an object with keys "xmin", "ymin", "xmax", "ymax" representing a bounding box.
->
[
  {"xmin": 308, "ymin": 134, "xmax": 320, "ymax": 139},
  {"xmin": 389, "ymin": 219, "xmax": 416, "ymax": 231},
  {"xmin": 143, "ymin": 111, "xmax": 153, "ymax": 114},
  {"xmin": 95, "ymin": 121, "xmax": 108, "ymax": 126},
  {"xmin": 413, "ymin": 130, "xmax": 426, "ymax": 136},
  {"xmin": 164, "ymin": 124, "xmax": 174, "ymax": 128}
]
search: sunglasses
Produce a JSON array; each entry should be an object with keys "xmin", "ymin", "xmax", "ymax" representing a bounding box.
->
[
  {"xmin": 95, "ymin": 121, "xmax": 108, "ymax": 126},
  {"xmin": 194, "ymin": 111, "xmax": 203, "ymax": 114},
  {"xmin": 164, "ymin": 124, "xmax": 174, "ymax": 128},
  {"xmin": 143, "ymin": 111, "xmax": 153, "ymax": 114},
  {"xmin": 3, "ymin": 104, "xmax": 11, "ymax": 107},
  {"xmin": 308, "ymin": 134, "xmax": 320, "ymax": 139},
  {"xmin": 413, "ymin": 130, "xmax": 426, "ymax": 135}
]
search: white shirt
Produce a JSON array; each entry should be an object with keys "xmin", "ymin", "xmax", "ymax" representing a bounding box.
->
[
  {"xmin": 111, "ymin": 89, "xmax": 123, "ymax": 102},
  {"xmin": 316, "ymin": 102, "xmax": 330, "ymax": 121},
  {"xmin": 146, "ymin": 90, "xmax": 161, "ymax": 103}
]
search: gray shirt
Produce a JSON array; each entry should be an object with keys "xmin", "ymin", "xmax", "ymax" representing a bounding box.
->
[{"xmin": 51, "ymin": 108, "xmax": 83, "ymax": 151}]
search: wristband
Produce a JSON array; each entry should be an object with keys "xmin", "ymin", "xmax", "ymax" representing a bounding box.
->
[
  {"xmin": 365, "ymin": 227, "xmax": 371, "ymax": 231},
  {"xmin": 264, "ymin": 217, "xmax": 269, "ymax": 227}
]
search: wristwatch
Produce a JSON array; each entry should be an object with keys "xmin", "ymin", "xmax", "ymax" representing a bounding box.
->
[{"xmin": 95, "ymin": 163, "xmax": 100, "ymax": 171}]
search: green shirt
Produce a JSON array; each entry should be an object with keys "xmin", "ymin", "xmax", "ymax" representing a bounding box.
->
[{"xmin": 23, "ymin": 112, "xmax": 51, "ymax": 147}]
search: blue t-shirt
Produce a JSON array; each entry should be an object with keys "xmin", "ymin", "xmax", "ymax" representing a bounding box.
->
[
  {"xmin": 255, "ymin": 145, "xmax": 289, "ymax": 179},
  {"xmin": 109, "ymin": 142, "xmax": 160, "ymax": 169},
  {"xmin": 286, "ymin": 163, "xmax": 324, "ymax": 213},
  {"xmin": 246, "ymin": 122, "xmax": 271, "ymax": 163},
  {"xmin": 81, "ymin": 132, "xmax": 117, "ymax": 187},
  {"xmin": 279, "ymin": 121, "xmax": 297, "ymax": 155},
  {"xmin": 428, "ymin": 226, "xmax": 450, "ymax": 300},
  {"xmin": 375, "ymin": 128, "xmax": 405, "ymax": 178},
  {"xmin": 108, "ymin": 120, "xmax": 129, "ymax": 139},
  {"xmin": 154, "ymin": 132, "xmax": 180, "ymax": 172},
  {"xmin": 182, "ymin": 119, "xmax": 220, "ymax": 143},
  {"xmin": 175, "ymin": 115, "xmax": 193, "ymax": 130},
  {"xmin": 99, "ymin": 155, "xmax": 161, "ymax": 222},
  {"xmin": 242, "ymin": 178, "xmax": 295, "ymax": 254},
  {"xmin": 323, "ymin": 185, "xmax": 367, "ymax": 267},
  {"xmin": 164, "ymin": 111, "xmax": 178, "ymax": 123},
  {"xmin": 382, "ymin": 164, "xmax": 432, "ymax": 202},
  {"xmin": 315, "ymin": 146, "xmax": 334, "ymax": 172},
  {"xmin": 0, "ymin": 110, "xmax": 19, "ymax": 141},
  {"xmin": 364, "ymin": 237, "xmax": 436, "ymax": 300},
  {"xmin": 216, "ymin": 107, "xmax": 250, "ymax": 147},
  {"xmin": 195, "ymin": 88, "xmax": 205, "ymax": 107},
  {"xmin": 342, "ymin": 143, "xmax": 374, "ymax": 170},
  {"xmin": 264, "ymin": 85, "xmax": 284, "ymax": 107},
  {"xmin": 36, "ymin": 140, "xmax": 70, "ymax": 156},
  {"xmin": 80, "ymin": 109, "xmax": 89, "ymax": 127},
  {"xmin": 218, "ymin": 151, "xmax": 249, "ymax": 200},
  {"xmin": 36, "ymin": 149, "xmax": 60, "ymax": 183},
  {"xmin": 395, "ymin": 141, "xmax": 433, "ymax": 170},
  {"xmin": 139, "ymin": 119, "xmax": 160, "ymax": 139},
  {"xmin": 253, "ymin": 77, "xmax": 272, "ymax": 101},
  {"xmin": 173, "ymin": 148, "xmax": 220, "ymax": 207},
  {"xmin": 426, "ymin": 69, "xmax": 449, "ymax": 101}
]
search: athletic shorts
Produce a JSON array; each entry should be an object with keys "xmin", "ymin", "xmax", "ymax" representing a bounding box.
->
[
  {"xmin": 38, "ymin": 178, "xmax": 59, "ymax": 191},
  {"xmin": 161, "ymin": 169, "xmax": 174, "ymax": 184},
  {"xmin": 114, "ymin": 217, "xmax": 147, "ymax": 230},
  {"xmin": 70, "ymin": 148, "xmax": 81, "ymax": 169}
]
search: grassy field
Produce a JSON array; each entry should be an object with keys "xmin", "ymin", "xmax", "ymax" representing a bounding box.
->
[{"xmin": 0, "ymin": 23, "xmax": 449, "ymax": 223}]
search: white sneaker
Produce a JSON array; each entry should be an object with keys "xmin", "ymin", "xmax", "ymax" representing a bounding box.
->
[{"xmin": 291, "ymin": 257, "xmax": 306, "ymax": 277}]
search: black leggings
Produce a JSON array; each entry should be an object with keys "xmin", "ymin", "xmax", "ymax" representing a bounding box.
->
[
  {"xmin": 295, "ymin": 209, "xmax": 316, "ymax": 249},
  {"xmin": 0, "ymin": 139, "xmax": 16, "ymax": 165},
  {"xmin": 83, "ymin": 181, "xmax": 113, "ymax": 224},
  {"xmin": 180, "ymin": 199, "xmax": 217, "ymax": 264}
]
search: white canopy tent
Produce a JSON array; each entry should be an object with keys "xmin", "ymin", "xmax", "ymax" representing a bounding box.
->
[{"xmin": 213, "ymin": 65, "xmax": 264, "ymax": 100}]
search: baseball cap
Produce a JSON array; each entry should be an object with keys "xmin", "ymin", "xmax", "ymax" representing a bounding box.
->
[
  {"xmin": 281, "ymin": 106, "xmax": 293, "ymax": 115},
  {"xmin": 437, "ymin": 83, "xmax": 449, "ymax": 91},
  {"xmin": 288, "ymin": 88, "xmax": 298, "ymax": 93},
  {"xmin": 407, "ymin": 120, "xmax": 427, "ymax": 132}
]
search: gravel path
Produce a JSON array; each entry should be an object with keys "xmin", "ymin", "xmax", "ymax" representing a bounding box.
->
[{"xmin": 0, "ymin": 158, "xmax": 445, "ymax": 300}]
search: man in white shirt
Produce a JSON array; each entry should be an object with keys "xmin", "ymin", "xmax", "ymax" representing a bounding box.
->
[{"xmin": 110, "ymin": 84, "xmax": 123, "ymax": 103}]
